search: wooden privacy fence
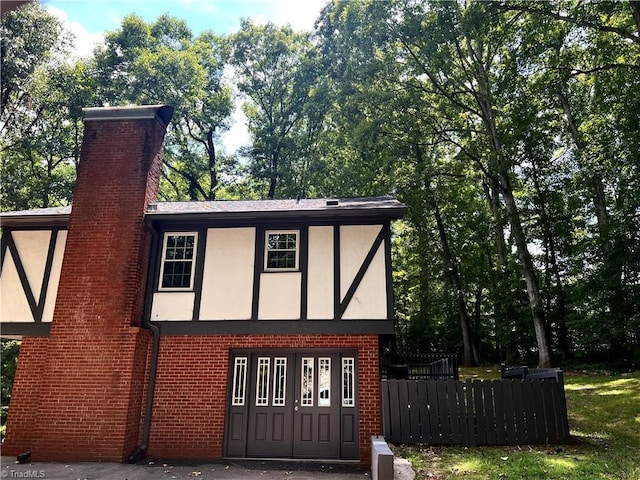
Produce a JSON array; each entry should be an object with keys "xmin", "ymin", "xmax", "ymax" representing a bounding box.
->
[{"xmin": 381, "ymin": 377, "xmax": 570, "ymax": 446}]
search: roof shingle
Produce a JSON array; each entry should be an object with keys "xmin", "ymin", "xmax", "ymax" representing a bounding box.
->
[{"xmin": 0, "ymin": 196, "xmax": 406, "ymax": 227}]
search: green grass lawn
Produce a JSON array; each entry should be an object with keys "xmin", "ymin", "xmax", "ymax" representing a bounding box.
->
[{"xmin": 394, "ymin": 367, "xmax": 640, "ymax": 480}]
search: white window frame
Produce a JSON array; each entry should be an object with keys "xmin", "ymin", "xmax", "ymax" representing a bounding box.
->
[
  {"xmin": 318, "ymin": 357, "xmax": 331, "ymax": 407},
  {"xmin": 159, "ymin": 232, "xmax": 198, "ymax": 291},
  {"xmin": 232, "ymin": 357, "xmax": 247, "ymax": 406},
  {"xmin": 342, "ymin": 357, "xmax": 355, "ymax": 407},
  {"xmin": 301, "ymin": 357, "xmax": 314, "ymax": 406},
  {"xmin": 264, "ymin": 230, "xmax": 299, "ymax": 271},
  {"xmin": 256, "ymin": 357, "xmax": 271, "ymax": 406},
  {"xmin": 272, "ymin": 357, "xmax": 288, "ymax": 407}
]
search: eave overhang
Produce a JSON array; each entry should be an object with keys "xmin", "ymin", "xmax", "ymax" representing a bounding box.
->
[
  {"xmin": 145, "ymin": 196, "xmax": 407, "ymax": 225},
  {"xmin": 0, "ymin": 197, "xmax": 407, "ymax": 229},
  {"xmin": 0, "ymin": 207, "xmax": 70, "ymax": 228}
]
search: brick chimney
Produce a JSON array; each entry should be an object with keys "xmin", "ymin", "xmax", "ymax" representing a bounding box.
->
[{"xmin": 3, "ymin": 105, "xmax": 174, "ymax": 461}]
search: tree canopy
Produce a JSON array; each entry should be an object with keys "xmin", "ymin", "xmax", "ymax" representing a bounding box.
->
[{"xmin": 1, "ymin": 0, "xmax": 638, "ymax": 369}]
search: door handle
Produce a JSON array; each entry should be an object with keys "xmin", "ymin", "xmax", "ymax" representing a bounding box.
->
[{"xmin": 294, "ymin": 406, "xmax": 299, "ymax": 411}]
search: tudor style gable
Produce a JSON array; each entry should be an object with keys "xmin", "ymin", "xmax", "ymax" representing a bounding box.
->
[
  {"xmin": 144, "ymin": 197, "xmax": 405, "ymax": 335},
  {"xmin": 0, "ymin": 209, "xmax": 69, "ymax": 337}
]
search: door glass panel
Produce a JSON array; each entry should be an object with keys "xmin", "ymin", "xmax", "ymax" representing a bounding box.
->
[
  {"xmin": 301, "ymin": 357, "xmax": 314, "ymax": 406},
  {"xmin": 318, "ymin": 358, "xmax": 331, "ymax": 407},
  {"xmin": 232, "ymin": 357, "xmax": 247, "ymax": 406},
  {"xmin": 342, "ymin": 357, "xmax": 355, "ymax": 407},
  {"xmin": 273, "ymin": 357, "xmax": 287, "ymax": 406},
  {"xmin": 256, "ymin": 357, "xmax": 270, "ymax": 406}
]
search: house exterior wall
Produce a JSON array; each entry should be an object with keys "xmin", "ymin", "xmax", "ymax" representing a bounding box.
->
[
  {"xmin": 307, "ymin": 226, "xmax": 334, "ymax": 319},
  {"xmin": 200, "ymin": 227, "xmax": 255, "ymax": 320},
  {"xmin": 147, "ymin": 334, "xmax": 379, "ymax": 464}
]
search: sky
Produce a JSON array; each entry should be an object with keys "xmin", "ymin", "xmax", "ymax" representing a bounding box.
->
[
  {"xmin": 41, "ymin": 0, "xmax": 328, "ymax": 153},
  {"xmin": 43, "ymin": 0, "xmax": 327, "ymax": 55}
]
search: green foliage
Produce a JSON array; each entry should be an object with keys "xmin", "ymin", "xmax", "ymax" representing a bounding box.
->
[
  {"xmin": 229, "ymin": 20, "xmax": 328, "ymax": 199},
  {"xmin": 1, "ymin": 340, "xmax": 20, "ymax": 426},
  {"xmin": 0, "ymin": 2, "xmax": 85, "ymax": 210},
  {"xmin": 315, "ymin": 0, "xmax": 640, "ymax": 368}
]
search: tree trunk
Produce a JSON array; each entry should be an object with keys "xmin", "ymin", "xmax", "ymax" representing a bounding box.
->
[
  {"xmin": 476, "ymin": 86, "xmax": 552, "ymax": 367},
  {"xmin": 558, "ymin": 90, "xmax": 611, "ymax": 253},
  {"xmin": 206, "ymin": 129, "xmax": 217, "ymax": 200},
  {"xmin": 483, "ymin": 179, "xmax": 508, "ymax": 269},
  {"xmin": 471, "ymin": 86, "xmax": 551, "ymax": 364},
  {"xmin": 268, "ymin": 150, "xmax": 279, "ymax": 199},
  {"xmin": 531, "ymin": 160, "xmax": 570, "ymax": 360},
  {"xmin": 501, "ymin": 176, "xmax": 552, "ymax": 367},
  {"xmin": 431, "ymin": 190, "xmax": 479, "ymax": 367},
  {"xmin": 482, "ymin": 180, "xmax": 517, "ymax": 362}
]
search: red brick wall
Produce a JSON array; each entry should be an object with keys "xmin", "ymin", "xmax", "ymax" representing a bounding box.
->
[
  {"xmin": 2, "ymin": 337, "xmax": 48, "ymax": 454},
  {"xmin": 3, "ymin": 110, "xmax": 169, "ymax": 462},
  {"xmin": 147, "ymin": 334, "xmax": 380, "ymax": 464}
]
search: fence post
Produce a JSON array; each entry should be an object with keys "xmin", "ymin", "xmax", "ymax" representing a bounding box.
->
[
  {"xmin": 555, "ymin": 371, "xmax": 570, "ymax": 442},
  {"xmin": 380, "ymin": 380, "xmax": 390, "ymax": 439}
]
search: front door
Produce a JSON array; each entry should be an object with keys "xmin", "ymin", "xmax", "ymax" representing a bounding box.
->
[{"xmin": 225, "ymin": 350, "xmax": 359, "ymax": 459}]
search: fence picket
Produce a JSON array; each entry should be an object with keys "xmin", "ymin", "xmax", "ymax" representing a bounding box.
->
[
  {"xmin": 531, "ymin": 380, "xmax": 547, "ymax": 443},
  {"xmin": 406, "ymin": 378, "xmax": 420, "ymax": 442},
  {"xmin": 388, "ymin": 379, "xmax": 402, "ymax": 443},
  {"xmin": 542, "ymin": 380, "xmax": 559, "ymax": 443},
  {"xmin": 398, "ymin": 380, "xmax": 412, "ymax": 442},
  {"xmin": 436, "ymin": 380, "xmax": 450, "ymax": 444},
  {"xmin": 381, "ymin": 380, "xmax": 391, "ymax": 439},
  {"xmin": 521, "ymin": 379, "xmax": 539, "ymax": 443},
  {"xmin": 417, "ymin": 380, "xmax": 430, "ymax": 442},
  {"xmin": 493, "ymin": 380, "xmax": 507, "ymax": 445},
  {"xmin": 427, "ymin": 380, "xmax": 441, "ymax": 443},
  {"xmin": 482, "ymin": 381, "xmax": 496, "ymax": 445},
  {"xmin": 555, "ymin": 372, "xmax": 570, "ymax": 441},
  {"xmin": 445, "ymin": 381, "xmax": 460, "ymax": 444},
  {"xmin": 472, "ymin": 380, "xmax": 485, "ymax": 445},
  {"xmin": 457, "ymin": 381, "xmax": 470, "ymax": 446},
  {"xmin": 511, "ymin": 381, "xmax": 528, "ymax": 445},
  {"xmin": 465, "ymin": 379, "xmax": 476, "ymax": 447},
  {"xmin": 502, "ymin": 380, "xmax": 517, "ymax": 446}
]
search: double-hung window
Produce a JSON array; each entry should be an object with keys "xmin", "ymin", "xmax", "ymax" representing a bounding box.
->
[
  {"xmin": 264, "ymin": 230, "xmax": 299, "ymax": 271},
  {"xmin": 159, "ymin": 232, "xmax": 197, "ymax": 290}
]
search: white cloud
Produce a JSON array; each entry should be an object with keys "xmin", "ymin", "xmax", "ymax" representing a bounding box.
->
[
  {"xmin": 242, "ymin": 0, "xmax": 326, "ymax": 31},
  {"xmin": 271, "ymin": 0, "xmax": 326, "ymax": 31},
  {"xmin": 46, "ymin": 5, "xmax": 105, "ymax": 59}
]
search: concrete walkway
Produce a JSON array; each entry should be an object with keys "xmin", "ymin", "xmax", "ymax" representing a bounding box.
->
[{"xmin": 1, "ymin": 456, "xmax": 415, "ymax": 480}]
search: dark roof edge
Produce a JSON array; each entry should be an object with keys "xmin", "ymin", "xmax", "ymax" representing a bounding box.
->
[
  {"xmin": 0, "ymin": 198, "xmax": 407, "ymax": 228},
  {"xmin": 82, "ymin": 105, "xmax": 174, "ymax": 128},
  {"xmin": 0, "ymin": 214, "xmax": 70, "ymax": 228},
  {"xmin": 145, "ymin": 206, "xmax": 407, "ymax": 223}
]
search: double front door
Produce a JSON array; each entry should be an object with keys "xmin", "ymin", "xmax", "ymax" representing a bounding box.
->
[{"xmin": 225, "ymin": 350, "xmax": 359, "ymax": 460}]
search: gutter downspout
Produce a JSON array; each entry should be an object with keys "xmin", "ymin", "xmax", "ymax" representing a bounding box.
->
[
  {"xmin": 128, "ymin": 224, "xmax": 161, "ymax": 464},
  {"xmin": 128, "ymin": 320, "xmax": 160, "ymax": 463}
]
